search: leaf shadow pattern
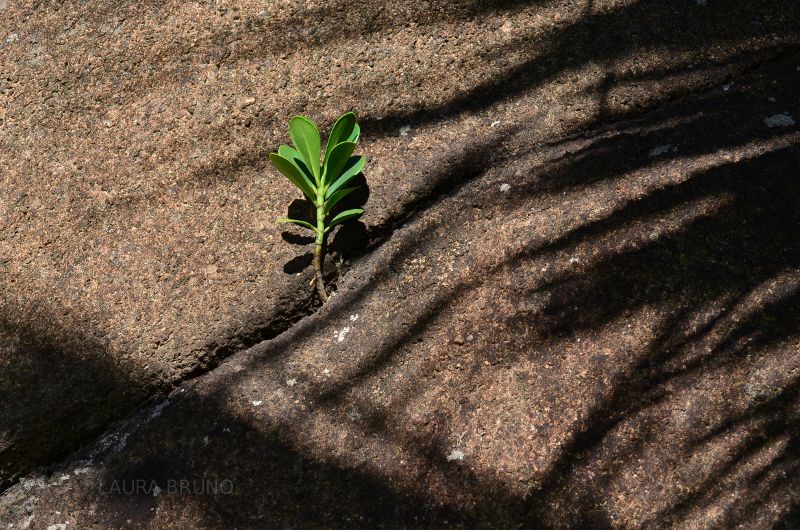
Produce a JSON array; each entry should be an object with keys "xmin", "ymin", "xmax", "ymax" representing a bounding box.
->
[
  {"xmin": 0, "ymin": 300, "xmax": 156, "ymax": 492},
  {"xmin": 78, "ymin": 0, "xmax": 800, "ymax": 215},
  {"xmin": 4, "ymin": 4, "xmax": 800, "ymax": 526},
  {"xmin": 8, "ymin": 58, "xmax": 799, "ymax": 527}
]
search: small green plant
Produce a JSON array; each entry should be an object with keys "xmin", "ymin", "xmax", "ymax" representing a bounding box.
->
[{"xmin": 270, "ymin": 112, "xmax": 365, "ymax": 302}]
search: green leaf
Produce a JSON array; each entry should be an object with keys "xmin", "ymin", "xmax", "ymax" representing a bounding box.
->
[
  {"xmin": 324, "ymin": 112, "xmax": 357, "ymax": 163},
  {"xmin": 324, "ymin": 186, "xmax": 358, "ymax": 213},
  {"xmin": 278, "ymin": 144, "xmax": 314, "ymax": 182},
  {"xmin": 278, "ymin": 144, "xmax": 301, "ymax": 161},
  {"xmin": 326, "ymin": 156, "xmax": 365, "ymax": 198},
  {"xmin": 346, "ymin": 123, "xmax": 360, "ymax": 143},
  {"xmin": 326, "ymin": 208, "xmax": 364, "ymax": 231},
  {"xmin": 276, "ymin": 218, "xmax": 317, "ymax": 232},
  {"xmin": 269, "ymin": 153, "xmax": 317, "ymax": 201},
  {"xmin": 322, "ymin": 141, "xmax": 356, "ymax": 187},
  {"xmin": 289, "ymin": 116, "xmax": 321, "ymax": 183}
]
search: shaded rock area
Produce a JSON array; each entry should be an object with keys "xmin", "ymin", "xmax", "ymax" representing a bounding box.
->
[
  {"xmin": 1, "ymin": 51, "xmax": 799, "ymax": 527},
  {"xmin": 3, "ymin": 0, "xmax": 800, "ymax": 490},
  {"xmin": 0, "ymin": 0, "xmax": 782, "ymax": 493}
]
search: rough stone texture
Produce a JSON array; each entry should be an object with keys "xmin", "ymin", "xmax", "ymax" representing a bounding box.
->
[
  {"xmin": 8, "ymin": 0, "xmax": 795, "ymax": 489},
  {"xmin": 1, "ymin": 56, "xmax": 798, "ymax": 527}
]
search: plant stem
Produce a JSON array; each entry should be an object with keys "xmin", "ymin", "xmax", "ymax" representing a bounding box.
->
[{"xmin": 314, "ymin": 201, "xmax": 329, "ymax": 303}]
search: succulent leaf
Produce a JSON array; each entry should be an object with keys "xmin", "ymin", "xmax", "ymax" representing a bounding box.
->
[
  {"xmin": 327, "ymin": 208, "xmax": 364, "ymax": 231},
  {"xmin": 322, "ymin": 141, "xmax": 357, "ymax": 186},
  {"xmin": 324, "ymin": 112, "xmax": 357, "ymax": 163},
  {"xmin": 269, "ymin": 153, "xmax": 317, "ymax": 201},
  {"xmin": 278, "ymin": 144, "xmax": 314, "ymax": 182},
  {"xmin": 289, "ymin": 116, "xmax": 321, "ymax": 182},
  {"xmin": 276, "ymin": 218, "xmax": 317, "ymax": 232},
  {"xmin": 325, "ymin": 156, "xmax": 364, "ymax": 198},
  {"xmin": 324, "ymin": 186, "xmax": 358, "ymax": 213},
  {"xmin": 346, "ymin": 123, "xmax": 360, "ymax": 143}
]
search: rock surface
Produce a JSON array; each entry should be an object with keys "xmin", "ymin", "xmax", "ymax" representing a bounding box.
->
[
  {"xmin": 1, "ymin": 52, "xmax": 798, "ymax": 527},
  {"xmin": 2, "ymin": 0, "xmax": 798, "ymax": 490}
]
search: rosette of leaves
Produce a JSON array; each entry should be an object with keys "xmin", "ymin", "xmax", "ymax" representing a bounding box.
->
[{"xmin": 270, "ymin": 112, "xmax": 365, "ymax": 302}]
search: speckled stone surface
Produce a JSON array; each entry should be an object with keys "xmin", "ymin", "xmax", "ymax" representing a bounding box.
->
[{"xmin": 1, "ymin": 54, "xmax": 798, "ymax": 527}]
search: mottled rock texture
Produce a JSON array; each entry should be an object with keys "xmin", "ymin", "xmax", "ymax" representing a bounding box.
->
[
  {"xmin": 2, "ymin": 51, "xmax": 799, "ymax": 527},
  {"xmin": 1, "ymin": 0, "xmax": 799, "ymax": 524}
]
